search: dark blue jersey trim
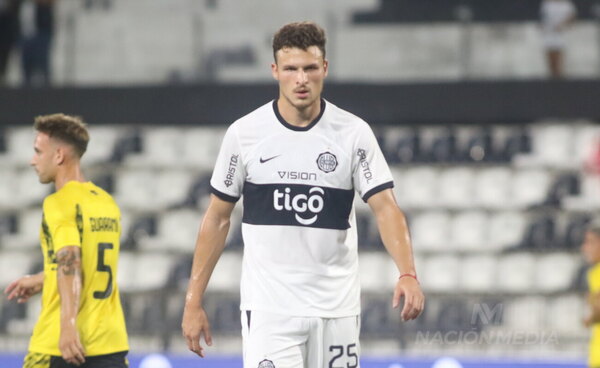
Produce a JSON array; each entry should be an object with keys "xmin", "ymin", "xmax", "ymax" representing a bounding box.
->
[
  {"xmin": 210, "ymin": 186, "xmax": 240, "ymax": 203},
  {"xmin": 273, "ymin": 99, "xmax": 326, "ymax": 132},
  {"xmin": 362, "ymin": 181, "xmax": 394, "ymax": 202}
]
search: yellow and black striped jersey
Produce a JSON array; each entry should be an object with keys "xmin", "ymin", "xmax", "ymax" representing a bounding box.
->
[
  {"xmin": 29, "ymin": 181, "xmax": 128, "ymax": 356},
  {"xmin": 588, "ymin": 263, "xmax": 600, "ymax": 368}
]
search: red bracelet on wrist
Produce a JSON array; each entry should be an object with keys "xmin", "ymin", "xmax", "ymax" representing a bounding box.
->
[{"xmin": 399, "ymin": 273, "xmax": 419, "ymax": 283}]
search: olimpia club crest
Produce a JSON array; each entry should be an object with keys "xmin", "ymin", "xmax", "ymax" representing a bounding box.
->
[
  {"xmin": 258, "ymin": 359, "xmax": 275, "ymax": 368},
  {"xmin": 316, "ymin": 151, "xmax": 337, "ymax": 173}
]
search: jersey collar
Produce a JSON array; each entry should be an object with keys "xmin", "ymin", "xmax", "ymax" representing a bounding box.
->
[{"xmin": 273, "ymin": 99, "xmax": 326, "ymax": 132}]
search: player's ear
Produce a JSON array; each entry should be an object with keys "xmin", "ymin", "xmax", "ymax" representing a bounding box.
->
[
  {"xmin": 54, "ymin": 145, "xmax": 65, "ymax": 165},
  {"xmin": 271, "ymin": 62, "xmax": 279, "ymax": 81},
  {"xmin": 323, "ymin": 59, "xmax": 329, "ymax": 77}
]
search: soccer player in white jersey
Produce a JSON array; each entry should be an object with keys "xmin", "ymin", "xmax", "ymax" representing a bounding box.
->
[{"xmin": 182, "ymin": 21, "xmax": 424, "ymax": 368}]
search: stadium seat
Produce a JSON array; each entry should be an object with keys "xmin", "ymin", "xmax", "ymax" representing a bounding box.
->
[
  {"xmin": 4, "ymin": 294, "xmax": 41, "ymax": 335},
  {"xmin": 181, "ymin": 173, "xmax": 212, "ymax": 209},
  {"xmin": 2, "ymin": 127, "xmax": 33, "ymax": 167},
  {"xmin": 496, "ymin": 126, "xmax": 531, "ymax": 162},
  {"xmin": 0, "ymin": 167, "xmax": 16, "ymax": 208},
  {"xmin": 420, "ymin": 254, "xmax": 460, "ymax": 292},
  {"xmin": 546, "ymin": 294, "xmax": 587, "ymax": 335},
  {"xmin": 139, "ymin": 209, "xmax": 200, "ymax": 252},
  {"xmin": 469, "ymin": 24, "xmax": 544, "ymax": 79},
  {"xmin": 205, "ymin": 252, "xmax": 242, "ymax": 292},
  {"xmin": 518, "ymin": 215, "xmax": 556, "ymax": 250},
  {"xmin": 502, "ymin": 296, "xmax": 546, "ymax": 331},
  {"xmin": 458, "ymin": 127, "xmax": 493, "ymax": 163},
  {"xmin": 109, "ymin": 130, "xmax": 142, "ymax": 163},
  {"xmin": 387, "ymin": 128, "xmax": 421, "ymax": 164},
  {"xmin": 113, "ymin": 169, "xmax": 156, "ymax": 211},
  {"xmin": 118, "ymin": 252, "xmax": 175, "ymax": 293},
  {"xmin": 180, "ymin": 127, "xmax": 226, "ymax": 169},
  {"xmin": 121, "ymin": 215, "xmax": 157, "ymax": 251},
  {"xmin": 126, "ymin": 128, "xmax": 184, "ymax": 168},
  {"xmin": 354, "ymin": 210, "xmax": 384, "ymax": 250},
  {"xmin": 459, "ymin": 255, "xmax": 496, "ymax": 293},
  {"xmin": 542, "ymin": 172, "xmax": 580, "ymax": 207},
  {"xmin": 395, "ymin": 167, "xmax": 439, "ymax": 209},
  {"xmin": 225, "ymin": 212, "xmax": 244, "ymax": 250},
  {"xmin": 428, "ymin": 129, "xmax": 458, "ymax": 163},
  {"xmin": 496, "ymin": 253, "xmax": 536, "ymax": 293},
  {"xmin": 563, "ymin": 173, "xmax": 600, "ymax": 210},
  {"xmin": 438, "ymin": 167, "xmax": 476, "ymax": 208},
  {"xmin": 14, "ymin": 169, "xmax": 51, "ymax": 210},
  {"xmin": 474, "ymin": 167, "xmax": 512, "ymax": 209},
  {"xmin": 205, "ymin": 293, "xmax": 241, "ymax": 333},
  {"xmin": 410, "ymin": 211, "xmax": 450, "ymax": 251},
  {"xmin": 534, "ymin": 253, "xmax": 580, "ymax": 293},
  {"xmin": 487, "ymin": 211, "xmax": 527, "ymax": 251},
  {"xmin": 2, "ymin": 208, "xmax": 43, "ymax": 250},
  {"xmin": 0, "ymin": 213, "xmax": 18, "ymax": 248},
  {"xmin": 154, "ymin": 169, "xmax": 195, "ymax": 209},
  {"xmin": 84, "ymin": 125, "xmax": 123, "ymax": 165},
  {"xmin": 561, "ymin": 214, "xmax": 592, "ymax": 250},
  {"xmin": 514, "ymin": 123, "xmax": 574, "ymax": 168},
  {"xmin": 448, "ymin": 210, "xmax": 488, "ymax": 251},
  {"xmin": 0, "ymin": 251, "xmax": 35, "ymax": 288},
  {"xmin": 510, "ymin": 169, "xmax": 551, "ymax": 208},
  {"xmin": 359, "ymin": 252, "xmax": 396, "ymax": 292}
]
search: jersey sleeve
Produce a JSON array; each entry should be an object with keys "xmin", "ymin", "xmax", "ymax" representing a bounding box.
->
[
  {"xmin": 43, "ymin": 197, "xmax": 81, "ymax": 252},
  {"xmin": 352, "ymin": 122, "xmax": 394, "ymax": 202},
  {"xmin": 588, "ymin": 264, "xmax": 600, "ymax": 293},
  {"xmin": 210, "ymin": 124, "xmax": 246, "ymax": 202}
]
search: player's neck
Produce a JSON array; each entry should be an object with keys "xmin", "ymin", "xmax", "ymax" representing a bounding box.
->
[
  {"xmin": 54, "ymin": 162, "xmax": 86, "ymax": 191},
  {"xmin": 277, "ymin": 98, "xmax": 321, "ymax": 127}
]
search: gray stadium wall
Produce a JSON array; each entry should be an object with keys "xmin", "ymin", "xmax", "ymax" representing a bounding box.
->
[{"xmin": 0, "ymin": 80, "xmax": 599, "ymax": 126}]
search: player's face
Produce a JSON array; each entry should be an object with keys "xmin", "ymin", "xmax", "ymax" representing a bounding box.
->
[
  {"xmin": 582, "ymin": 231, "xmax": 600, "ymax": 264},
  {"xmin": 30, "ymin": 132, "xmax": 59, "ymax": 184},
  {"xmin": 272, "ymin": 46, "xmax": 328, "ymax": 112}
]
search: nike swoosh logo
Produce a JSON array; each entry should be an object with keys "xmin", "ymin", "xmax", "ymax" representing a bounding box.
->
[{"xmin": 260, "ymin": 155, "xmax": 280, "ymax": 163}]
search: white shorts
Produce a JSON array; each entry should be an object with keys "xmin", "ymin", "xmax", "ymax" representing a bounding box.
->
[{"xmin": 241, "ymin": 310, "xmax": 361, "ymax": 368}]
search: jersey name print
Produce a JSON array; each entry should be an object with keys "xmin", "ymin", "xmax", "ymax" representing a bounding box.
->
[
  {"xmin": 210, "ymin": 99, "xmax": 394, "ymax": 317},
  {"xmin": 29, "ymin": 181, "xmax": 128, "ymax": 357}
]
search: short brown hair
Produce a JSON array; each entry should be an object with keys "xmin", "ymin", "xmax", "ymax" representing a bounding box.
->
[
  {"xmin": 34, "ymin": 113, "xmax": 89, "ymax": 158},
  {"xmin": 272, "ymin": 21, "xmax": 326, "ymax": 61}
]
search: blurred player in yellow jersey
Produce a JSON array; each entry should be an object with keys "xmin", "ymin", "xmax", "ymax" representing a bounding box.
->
[
  {"xmin": 4, "ymin": 114, "xmax": 129, "ymax": 367},
  {"xmin": 582, "ymin": 223, "xmax": 600, "ymax": 368}
]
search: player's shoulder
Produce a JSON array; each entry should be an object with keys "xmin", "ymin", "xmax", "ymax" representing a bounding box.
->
[
  {"xmin": 589, "ymin": 263, "xmax": 600, "ymax": 285},
  {"xmin": 230, "ymin": 100, "xmax": 275, "ymax": 131},
  {"xmin": 324, "ymin": 99, "xmax": 372, "ymax": 133},
  {"xmin": 42, "ymin": 186, "xmax": 76, "ymax": 217}
]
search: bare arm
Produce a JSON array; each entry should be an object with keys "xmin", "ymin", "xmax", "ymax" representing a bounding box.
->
[
  {"xmin": 182, "ymin": 194, "xmax": 236, "ymax": 358},
  {"xmin": 584, "ymin": 292, "xmax": 600, "ymax": 327},
  {"xmin": 4, "ymin": 271, "xmax": 44, "ymax": 303},
  {"xmin": 367, "ymin": 188, "xmax": 424, "ymax": 321},
  {"xmin": 56, "ymin": 246, "xmax": 85, "ymax": 366}
]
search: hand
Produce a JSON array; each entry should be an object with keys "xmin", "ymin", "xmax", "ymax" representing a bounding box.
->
[
  {"xmin": 182, "ymin": 303, "xmax": 213, "ymax": 357},
  {"xmin": 59, "ymin": 323, "xmax": 85, "ymax": 366},
  {"xmin": 584, "ymin": 316, "xmax": 592, "ymax": 328},
  {"xmin": 392, "ymin": 276, "xmax": 425, "ymax": 321},
  {"xmin": 4, "ymin": 274, "xmax": 43, "ymax": 303}
]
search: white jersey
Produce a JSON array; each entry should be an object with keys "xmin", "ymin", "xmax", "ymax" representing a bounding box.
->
[
  {"xmin": 210, "ymin": 99, "xmax": 393, "ymax": 318},
  {"xmin": 540, "ymin": 0, "xmax": 576, "ymax": 49}
]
